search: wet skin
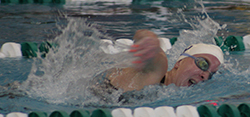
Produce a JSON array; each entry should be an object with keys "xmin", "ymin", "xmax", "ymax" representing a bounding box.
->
[
  {"xmin": 164, "ymin": 54, "xmax": 220, "ymax": 87},
  {"xmin": 108, "ymin": 29, "xmax": 221, "ymax": 92}
]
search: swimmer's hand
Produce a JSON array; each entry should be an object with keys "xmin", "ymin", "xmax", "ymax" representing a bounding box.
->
[{"xmin": 130, "ymin": 30, "xmax": 161, "ymax": 71}]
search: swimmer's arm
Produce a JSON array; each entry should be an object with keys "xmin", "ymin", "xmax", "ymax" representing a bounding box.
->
[
  {"xmin": 133, "ymin": 29, "xmax": 159, "ymax": 43},
  {"xmin": 130, "ymin": 29, "xmax": 168, "ymax": 72},
  {"xmin": 108, "ymin": 47, "xmax": 168, "ymax": 92},
  {"xmin": 108, "ymin": 29, "xmax": 168, "ymax": 92}
]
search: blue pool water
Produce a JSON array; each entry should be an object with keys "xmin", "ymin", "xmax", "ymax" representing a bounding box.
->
[{"xmin": 1, "ymin": 0, "xmax": 250, "ymax": 115}]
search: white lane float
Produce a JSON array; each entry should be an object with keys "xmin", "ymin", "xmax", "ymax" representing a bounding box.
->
[
  {"xmin": 134, "ymin": 107, "xmax": 156, "ymax": 117},
  {"xmin": 111, "ymin": 108, "xmax": 133, "ymax": 117},
  {"xmin": 6, "ymin": 112, "xmax": 28, "ymax": 117},
  {"xmin": 154, "ymin": 106, "xmax": 177, "ymax": 117},
  {"xmin": 0, "ymin": 41, "xmax": 54, "ymax": 58},
  {"xmin": 0, "ymin": 52, "xmax": 5, "ymax": 58},
  {"xmin": 100, "ymin": 39, "xmax": 134, "ymax": 54},
  {"xmin": 243, "ymin": 34, "xmax": 250, "ymax": 50},
  {"xmin": 0, "ymin": 42, "xmax": 22, "ymax": 58},
  {"xmin": 100, "ymin": 37, "xmax": 174, "ymax": 54},
  {"xmin": 176, "ymin": 105, "xmax": 199, "ymax": 117}
]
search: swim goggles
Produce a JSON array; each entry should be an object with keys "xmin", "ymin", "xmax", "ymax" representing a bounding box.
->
[{"xmin": 180, "ymin": 53, "xmax": 215, "ymax": 79}]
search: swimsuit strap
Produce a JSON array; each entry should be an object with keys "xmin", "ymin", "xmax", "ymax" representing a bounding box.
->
[{"xmin": 106, "ymin": 79, "xmax": 119, "ymax": 90}]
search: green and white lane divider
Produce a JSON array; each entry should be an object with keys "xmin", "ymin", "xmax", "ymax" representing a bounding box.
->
[
  {"xmin": 0, "ymin": 41, "xmax": 56, "ymax": 58},
  {"xmin": 0, "ymin": 37, "xmax": 177, "ymax": 58},
  {"xmin": 101, "ymin": 34, "xmax": 250, "ymax": 54},
  {"xmin": 2, "ymin": 103, "xmax": 250, "ymax": 117},
  {"xmin": 0, "ymin": 0, "xmax": 65, "ymax": 4},
  {"xmin": 2, "ymin": 34, "xmax": 250, "ymax": 59},
  {"xmin": 97, "ymin": 34, "xmax": 250, "ymax": 54}
]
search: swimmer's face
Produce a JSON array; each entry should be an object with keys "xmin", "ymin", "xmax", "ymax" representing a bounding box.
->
[{"xmin": 172, "ymin": 54, "xmax": 220, "ymax": 87}]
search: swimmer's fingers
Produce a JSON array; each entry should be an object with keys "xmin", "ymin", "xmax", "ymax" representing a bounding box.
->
[
  {"xmin": 129, "ymin": 44, "xmax": 142, "ymax": 53},
  {"xmin": 131, "ymin": 59, "xmax": 148, "ymax": 71},
  {"xmin": 130, "ymin": 38, "xmax": 160, "ymax": 70},
  {"xmin": 129, "ymin": 37, "xmax": 159, "ymax": 53},
  {"xmin": 132, "ymin": 49, "xmax": 157, "ymax": 70},
  {"xmin": 134, "ymin": 39, "xmax": 160, "ymax": 59},
  {"xmin": 133, "ymin": 46, "xmax": 158, "ymax": 61},
  {"xmin": 130, "ymin": 47, "xmax": 151, "ymax": 70}
]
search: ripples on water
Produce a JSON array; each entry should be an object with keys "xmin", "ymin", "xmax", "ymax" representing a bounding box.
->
[{"xmin": 1, "ymin": 0, "xmax": 250, "ymax": 114}]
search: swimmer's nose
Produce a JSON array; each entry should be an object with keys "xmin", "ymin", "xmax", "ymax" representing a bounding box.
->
[{"xmin": 200, "ymin": 71, "xmax": 210, "ymax": 81}]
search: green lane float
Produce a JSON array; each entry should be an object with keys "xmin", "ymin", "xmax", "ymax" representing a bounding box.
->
[
  {"xmin": 90, "ymin": 109, "xmax": 112, "ymax": 117},
  {"xmin": 170, "ymin": 37, "xmax": 178, "ymax": 46},
  {"xmin": 21, "ymin": 42, "xmax": 39, "ymax": 58},
  {"xmin": 197, "ymin": 105, "xmax": 220, "ymax": 117},
  {"xmin": 214, "ymin": 36, "xmax": 230, "ymax": 52},
  {"xmin": 238, "ymin": 103, "xmax": 250, "ymax": 117},
  {"xmin": 49, "ymin": 111, "xmax": 69, "ymax": 117},
  {"xmin": 21, "ymin": 41, "xmax": 56, "ymax": 58},
  {"xmin": 70, "ymin": 110, "xmax": 90, "ymax": 117},
  {"xmin": 29, "ymin": 112, "xmax": 47, "ymax": 117},
  {"xmin": 39, "ymin": 41, "xmax": 56, "ymax": 58},
  {"xmin": 214, "ymin": 34, "xmax": 250, "ymax": 52},
  {"xmin": 217, "ymin": 104, "xmax": 241, "ymax": 117},
  {"xmin": 225, "ymin": 36, "xmax": 245, "ymax": 51}
]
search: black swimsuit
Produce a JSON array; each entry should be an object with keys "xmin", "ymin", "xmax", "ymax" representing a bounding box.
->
[
  {"xmin": 160, "ymin": 75, "xmax": 165, "ymax": 84},
  {"xmin": 98, "ymin": 76, "xmax": 166, "ymax": 103},
  {"xmin": 108, "ymin": 75, "xmax": 166, "ymax": 91}
]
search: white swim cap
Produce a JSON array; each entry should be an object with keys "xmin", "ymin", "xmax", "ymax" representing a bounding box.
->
[{"xmin": 177, "ymin": 43, "xmax": 224, "ymax": 64}]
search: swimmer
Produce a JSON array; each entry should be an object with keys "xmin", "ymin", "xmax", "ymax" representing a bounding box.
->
[{"xmin": 107, "ymin": 29, "xmax": 224, "ymax": 92}]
